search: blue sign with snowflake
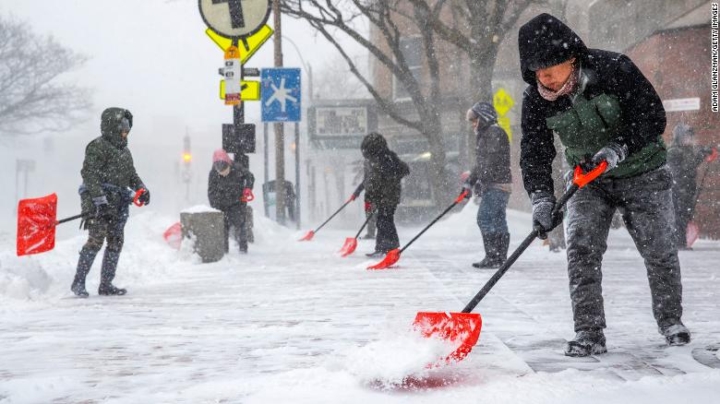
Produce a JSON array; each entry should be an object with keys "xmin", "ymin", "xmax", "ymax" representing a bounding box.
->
[{"xmin": 261, "ymin": 68, "xmax": 301, "ymax": 122}]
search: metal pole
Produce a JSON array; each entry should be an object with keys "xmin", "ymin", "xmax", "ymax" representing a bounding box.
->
[
  {"xmin": 273, "ymin": 0, "xmax": 286, "ymax": 225},
  {"xmin": 232, "ymin": 37, "xmax": 247, "ymax": 169},
  {"xmin": 295, "ymin": 122, "xmax": 301, "ymax": 229},
  {"xmin": 263, "ymin": 122, "xmax": 269, "ymax": 217}
]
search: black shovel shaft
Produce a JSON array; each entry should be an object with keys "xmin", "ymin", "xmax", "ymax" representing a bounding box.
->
[
  {"xmin": 400, "ymin": 198, "xmax": 462, "ymax": 254},
  {"xmin": 313, "ymin": 199, "xmax": 352, "ymax": 233},
  {"xmin": 354, "ymin": 212, "xmax": 374, "ymax": 239},
  {"xmin": 461, "ymin": 183, "xmax": 580, "ymax": 313},
  {"xmin": 56, "ymin": 213, "xmax": 86, "ymax": 225}
]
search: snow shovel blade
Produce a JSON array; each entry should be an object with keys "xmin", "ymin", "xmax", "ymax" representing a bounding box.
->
[
  {"xmin": 686, "ymin": 221, "xmax": 699, "ymax": 248},
  {"xmin": 367, "ymin": 248, "xmax": 401, "ymax": 270},
  {"xmin": 163, "ymin": 222, "xmax": 183, "ymax": 250},
  {"xmin": 413, "ymin": 312, "xmax": 482, "ymax": 365},
  {"xmin": 17, "ymin": 193, "xmax": 58, "ymax": 256},
  {"xmin": 299, "ymin": 230, "xmax": 315, "ymax": 241},
  {"xmin": 339, "ymin": 237, "xmax": 358, "ymax": 257}
]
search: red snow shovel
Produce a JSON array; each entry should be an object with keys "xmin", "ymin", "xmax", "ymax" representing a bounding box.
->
[
  {"xmin": 413, "ymin": 162, "xmax": 608, "ymax": 366},
  {"xmin": 299, "ymin": 196, "xmax": 355, "ymax": 241},
  {"xmin": 17, "ymin": 189, "xmax": 148, "ymax": 256},
  {"xmin": 17, "ymin": 193, "xmax": 85, "ymax": 256},
  {"xmin": 339, "ymin": 213, "xmax": 374, "ymax": 257},
  {"xmin": 367, "ymin": 190, "xmax": 469, "ymax": 270}
]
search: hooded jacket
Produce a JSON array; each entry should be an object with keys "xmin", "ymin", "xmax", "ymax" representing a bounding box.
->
[
  {"xmin": 667, "ymin": 124, "xmax": 712, "ymax": 206},
  {"xmin": 518, "ymin": 13, "xmax": 667, "ymax": 196},
  {"xmin": 467, "ymin": 120, "xmax": 512, "ymax": 192},
  {"xmin": 360, "ymin": 133, "xmax": 410, "ymax": 208},
  {"xmin": 80, "ymin": 107, "xmax": 144, "ymax": 211}
]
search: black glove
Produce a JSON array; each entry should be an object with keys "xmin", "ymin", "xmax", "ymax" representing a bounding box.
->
[
  {"xmin": 592, "ymin": 143, "xmax": 627, "ymax": 170},
  {"xmin": 138, "ymin": 188, "xmax": 150, "ymax": 205},
  {"xmin": 92, "ymin": 196, "xmax": 114, "ymax": 222},
  {"xmin": 531, "ymin": 191, "xmax": 562, "ymax": 239}
]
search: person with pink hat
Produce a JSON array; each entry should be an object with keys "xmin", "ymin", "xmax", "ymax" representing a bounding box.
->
[{"xmin": 208, "ymin": 149, "xmax": 255, "ymax": 253}]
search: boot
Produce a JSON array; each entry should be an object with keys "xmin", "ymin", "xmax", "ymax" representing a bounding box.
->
[
  {"xmin": 564, "ymin": 330, "xmax": 607, "ymax": 357},
  {"xmin": 98, "ymin": 250, "xmax": 127, "ymax": 296},
  {"xmin": 472, "ymin": 234, "xmax": 506, "ymax": 269},
  {"xmin": 366, "ymin": 250, "xmax": 387, "ymax": 258},
  {"xmin": 71, "ymin": 247, "xmax": 98, "ymax": 298},
  {"xmin": 661, "ymin": 322, "xmax": 691, "ymax": 346}
]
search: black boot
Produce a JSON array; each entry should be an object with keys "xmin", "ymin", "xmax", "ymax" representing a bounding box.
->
[
  {"xmin": 661, "ymin": 322, "xmax": 691, "ymax": 346},
  {"xmin": 472, "ymin": 234, "xmax": 505, "ymax": 269},
  {"xmin": 98, "ymin": 250, "xmax": 127, "ymax": 296},
  {"xmin": 564, "ymin": 330, "xmax": 607, "ymax": 357},
  {"xmin": 71, "ymin": 247, "xmax": 98, "ymax": 298},
  {"xmin": 497, "ymin": 233, "xmax": 509, "ymax": 261}
]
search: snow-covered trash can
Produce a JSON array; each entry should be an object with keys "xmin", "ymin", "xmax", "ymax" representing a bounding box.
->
[{"xmin": 180, "ymin": 206, "xmax": 225, "ymax": 263}]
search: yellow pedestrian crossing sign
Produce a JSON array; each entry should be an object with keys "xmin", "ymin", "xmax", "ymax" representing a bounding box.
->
[{"xmin": 493, "ymin": 88, "xmax": 514, "ymax": 117}]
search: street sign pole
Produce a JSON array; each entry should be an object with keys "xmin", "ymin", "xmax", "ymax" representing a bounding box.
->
[
  {"xmin": 263, "ymin": 122, "xmax": 269, "ymax": 218},
  {"xmin": 232, "ymin": 38, "xmax": 247, "ymax": 170},
  {"xmin": 295, "ymin": 122, "xmax": 301, "ymax": 229},
  {"xmin": 272, "ymin": 0, "xmax": 286, "ymax": 226}
]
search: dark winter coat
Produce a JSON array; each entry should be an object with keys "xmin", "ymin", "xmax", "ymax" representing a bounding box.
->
[
  {"xmin": 667, "ymin": 145, "xmax": 711, "ymax": 212},
  {"xmin": 208, "ymin": 163, "xmax": 255, "ymax": 211},
  {"xmin": 364, "ymin": 150, "xmax": 410, "ymax": 209},
  {"xmin": 518, "ymin": 13, "xmax": 667, "ymax": 196},
  {"xmin": 80, "ymin": 108, "xmax": 144, "ymax": 214},
  {"xmin": 467, "ymin": 123, "xmax": 512, "ymax": 193}
]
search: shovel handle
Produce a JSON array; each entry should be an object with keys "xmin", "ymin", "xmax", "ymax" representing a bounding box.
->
[
  {"xmin": 400, "ymin": 193, "xmax": 464, "ymax": 254},
  {"xmin": 55, "ymin": 213, "xmax": 86, "ymax": 226},
  {"xmin": 354, "ymin": 212, "xmax": 374, "ymax": 239},
  {"xmin": 311, "ymin": 198, "xmax": 353, "ymax": 234},
  {"xmin": 460, "ymin": 163, "xmax": 607, "ymax": 314}
]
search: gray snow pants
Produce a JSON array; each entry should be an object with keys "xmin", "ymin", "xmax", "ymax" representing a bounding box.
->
[{"xmin": 564, "ymin": 164, "xmax": 683, "ymax": 333}]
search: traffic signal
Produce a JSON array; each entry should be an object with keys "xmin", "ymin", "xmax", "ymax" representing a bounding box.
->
[{"xmin": 183, "ymin": 135, "xmax": 192, "ymax": 165}]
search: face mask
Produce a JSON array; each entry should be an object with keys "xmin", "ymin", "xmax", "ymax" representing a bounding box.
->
[
  {"xmin": 118, "ymin": 118, "xmax": 131, "ymax": 133},
  {"xmin": 214, "ymin": 161, "xmax": 230, "ymax": 172}
]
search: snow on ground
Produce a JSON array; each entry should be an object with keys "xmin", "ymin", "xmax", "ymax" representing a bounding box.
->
[{"xmin": 1, "ymin": 202, "xmax": 719, "ymax": 403}]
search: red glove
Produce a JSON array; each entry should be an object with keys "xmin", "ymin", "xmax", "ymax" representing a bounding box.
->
[
  {"xmin": 241, "ymin": 188, "xmax": 254, "ymax": 202},
  {"xmin": 364, "ymin": 201, "xmax": 372, "ymax": 213},
  {"xmin": 706, "ymin": 147, "xmax": 718, "ymax": 163}
]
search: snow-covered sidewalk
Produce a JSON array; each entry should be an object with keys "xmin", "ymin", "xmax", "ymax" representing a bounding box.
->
[{"xmin": 1, "ymin": 205, "xmax": 719, "ymax": 403}]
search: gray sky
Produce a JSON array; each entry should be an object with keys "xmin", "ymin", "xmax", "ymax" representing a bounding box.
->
[
  {"xmin": 0, "ymin": 0, "xmax": 363, "ymax": 145},
  {"xmin": 0, "ymin": 0, "xmax": 367, "ymax": 229}
]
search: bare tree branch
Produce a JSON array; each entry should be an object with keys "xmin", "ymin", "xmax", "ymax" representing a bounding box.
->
[{"xmin": 0, "ymin": 15, "xmax": 91, "ymax": 136}]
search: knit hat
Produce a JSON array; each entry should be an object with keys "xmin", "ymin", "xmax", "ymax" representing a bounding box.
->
[
  {"xmin": 467, "ymin": 102, "xmax": 498, "ymax": 124},
  {"xmin": 212, "ymin": 149, "xmax": 232, "ymax": 163}
]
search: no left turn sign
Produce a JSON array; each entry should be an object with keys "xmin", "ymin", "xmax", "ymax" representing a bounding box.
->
[{"xmin": 199, "ymin": 0, "xmax": 271, "ymax": 39}]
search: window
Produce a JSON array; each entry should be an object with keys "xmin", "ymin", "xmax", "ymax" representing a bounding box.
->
[{"xmin": 393, "ymin": 36, "xmax": 423, "ymax": 100}]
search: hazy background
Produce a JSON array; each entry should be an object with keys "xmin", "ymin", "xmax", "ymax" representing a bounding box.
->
[{"xmin": 0, "ymin": 0, "xmax": 365, "ymax": 240}]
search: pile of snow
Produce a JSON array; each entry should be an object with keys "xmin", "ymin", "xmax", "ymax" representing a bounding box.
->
[{"xmin": 0, "ymin": 209, "xmax": 295, "ymax": 306}]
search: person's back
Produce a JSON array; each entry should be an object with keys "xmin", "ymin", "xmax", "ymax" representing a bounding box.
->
[
  {"xmin": 360, "ymin": 132, "xmax": 409, "ymax": 256},
  {"xmin": 667, "ymin": 123, "xmax": 713, "ymax": 248}
]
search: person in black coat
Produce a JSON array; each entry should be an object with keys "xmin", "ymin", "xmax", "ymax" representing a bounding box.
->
[
  {"xmin": 462, "ymin": 102, "xmax": 512, "ymax": 269},
  {"xmin": 667, "ymin": 123, "xmax": 716, "ymax": 249},
  {"xmin": 208, "ymin": 149, "xmax": 255, "ymax": 253},
  {"xmin": 351, "ymin": 159, "xmax": 377, "ymax": 239},
  {"xmin": 518, "ymin": 13, "xmax": 688, "ymax": 356},
  {"xmin": 356, "ymin": 132, "xmax": 409, "ymax": 257}
]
